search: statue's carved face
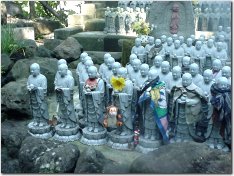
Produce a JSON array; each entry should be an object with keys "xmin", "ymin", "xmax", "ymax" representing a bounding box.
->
[
  {"xmin": 148, "ymin": 71, "xmax": 157, "ymax": 81},
  {"xmin": 167, "ymin": 38, "xmax": 173, "ymax": 46},
  {"xmin": 186, "ymin": 38, "xmax": 192, "ymax": 46},
  {"xmin": 182, "ymin": 75, "xmax": 192, "ymax": 87},
  {"xmin": 30, "ymin": 66, "xmax": 40, "ymax": 77},
  {"xmin": 183, "ymin": 58, "xmax": 190, "ymax": 67},
  {"xmin": 212, "ymin": 61, "xmax": 222, "ymax": 71},
  {"xmin": 154, "ymin": 57, "xmax": 163, "ymax": 67},
  {"xmin": 80, "ymin": 53, "xmax": 88, "ymax": 62},
  {"xmin": 58, "ymin": 66, "xmax": 67, "ymax": 77},
  {"xmin": 174, "ymin": 40, "xmax": 180, "ymax": 49},
  {"xmin": 107, "ymin": 58, "xmax": 115, "ymax": 69},
  {"xmin": 207, "ymin": 40, "xmax": 214, "ymax": 48},
  {"xmin": 135, "ymin": 39, "xmax": 141, "ymax": 47},
  {"xmin": 148, "ymin": 37, "xmax": 154, "ymax": 45},
  {"xmin": 190, "ymin": 65, "xmax": 199, "ymax": 76},
  {"xmin": 112, "ymin": 63, "xmax": 121, "ymax": 74},
  {"xmin": 222, "ymin": 68, "xmax": 231, "ymax": 78},
  {"xmin": 218, "ymin": 78, "xmax": 228, "ymax": 90},
  {"xmin": 155, "ymin": 39, "xmax": 161, "ymax": 46},
  {"xmin": 172, "ymin": 68, "xmax": 181, "ymax": 80},
  {"xmin": 203, "ymin": 72, "xmax": 213, "ymax": 83},
  {"xmin": 195, "ymin": 42, "xmax": 202, "ymax": 50},
  {"xmin": 161, "ymin": 36, "xmax": 167, "ymax": 43},
  {"xmin": 161, "ymin": 63, "xmax": 170, "ymax": 73},
  {"xmin": 140, "ymin": 65, "xmax": 149, "ymax": 77},
  {"xmin": 104, "ymin": 54, "xmax": 111, "ymax": 64},
  {"xmin": 132, "ymin": 60, "xmax": 141, "ymax": 72},
  {"xmin": 85, "ymin": 61, "xmax": 93, "ymax": 71},
  {"xmin": 88, "ymin": 68, "xmax": 97, "ymax": 79}
]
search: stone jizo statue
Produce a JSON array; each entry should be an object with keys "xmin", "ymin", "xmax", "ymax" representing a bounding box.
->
[
  {"xmin": 221, "ymin": 66, "xmax": 231, "ymax": 85},
  {"xmin": 189, "ymin": 63, "xmax": 203, "ymax": 87}
]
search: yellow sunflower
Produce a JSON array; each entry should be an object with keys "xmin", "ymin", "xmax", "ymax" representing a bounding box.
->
[{"xmin": 110, "ymin": 76, "xmax": 126, "ymax": 91}]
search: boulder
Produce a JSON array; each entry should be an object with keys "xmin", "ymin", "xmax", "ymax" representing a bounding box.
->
[
  {"xmin": 54, "ymin": 27, "xmax": 83, "ymax": 40},
  {"xmin": 1, "ymin": 78, "xmax": 31, "ymax": 117},
  {"xmin": 37, "ymin": 45, "xmax": 52, "ymax": 58},
  {"xmin": 44, "ymin": 39, "xmax": 63, "ymax": 51},
  {"xmin": 130, "ymin": 142, "xmax": 232, "ymax": 174},
  {"xmin": 52, "ymin": 37, "xmax": 83, "ymax": 62},
  {"xmin": 1, "ymin": 53, "xmax": 14, "ymax": 75},
  {"xmin": 85, "ymin": 19, "xmax": 105, "ymax": 32},
  {"xmin": 1, "ymin": 2, "xmax": 7, "ymax": 25},
  {"xmin": 68, "ymin": 60, "xmax": 79, "ymax": 70},
  {"xmin": 5, "ymin": 1, "xmax": 23, "ymax": 18},
  {"xmin": 9, "ymin": 57, "xmax": 58, "ymax": 93},
  {"xmin": 1, "ymin": 119, "xmax": 30, "ymax": 159},
  {"xmin": 19, "ymin": 136, "xmax": 80, "ymax": 173},
  {"xmin": 86, "ymin": 51, "xmax": 122, "ymax": 65}
]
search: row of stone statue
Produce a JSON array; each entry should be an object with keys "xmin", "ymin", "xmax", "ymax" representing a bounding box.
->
[
  {"xmin": 118, "ymin": 1, "xmax": 152, "ymax": 11},
  {"xmin": 104, "ymin": 6, "xmax": 149, "ymax": 34},
  {"xmin": 27, "ymin": 50, "xmax": 231, "ymax": 152},
  {"xmin": 131, "ymin": 32, "xmax": 230, "ymax": 71},
  {"xmin": 199, "ymin": 1, "xmax": 231, "ymax": 13}
]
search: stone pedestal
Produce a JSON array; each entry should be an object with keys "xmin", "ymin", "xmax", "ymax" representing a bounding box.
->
[
  {"xmin": 53, "ymin": 124, "xmax": 81, "ymax": 142},
  {"xmin": 135, "ymin": 136, "xmax": 161, "ymax": 154},
  {"xmin": 80, "ymin": 127, "xmax": 107, "ymax": 145},
  {"xmin": 107, "ymin": 130, "xmax": 134, "ymax": 150},
  {"xmin": 13, "ymin": 27, "xmax": 35, "ymax": 40},
  {"xmin": 28, "ymin": 122, "xmax": 53, "ymax": 139},
  {"xmin": 78, "ymin": 118, "xmax": 88, "ymax": 129}
]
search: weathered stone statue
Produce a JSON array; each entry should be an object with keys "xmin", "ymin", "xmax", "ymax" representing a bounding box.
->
[
  {"xmin": 218, "ymin": 35, "xmax": 228, "ymax": 52},
  {"xmin": 129, "ymin": 58, "xmax": 142, "ymax": 84},
  {"xmin": 209, "ymin": 77, "xmax": 231, "ymax": 152},
  {"xmin": 178, "ymin": 36, "xmax": 186, "ymax": 48},
  {"xmin": 215, "ymin": 26, "xmax": 226, "ymax": 42},
  {"xmin": 213, "ymin": 42, "xmax": 228, "ymax": 66},
  {"xmin": 104, "ymin": 7, "xmax": 111, "ymax": 33},
  {"xmin": 169, "ymin": 73, "xmax": 207, "ymax": 143},
  {"xmin": 135, "ymin": 63, "xmax": 149, "ymax": 90},
  {"xmin": 181, "ymin": 56, "xmax": 191, "ymax": 74},
  {"xmin": 183, "ymin": 38, "xmax": 195, "ymax": 57},
  {"xmin": 161, "ymin": 37, "xmax": 174, "ymax": 62},
  {"xmin": 212, "ymin": 59, "xmax": 222, "ymax": 82},
  {"xmin": 54, "ymin": 64, "xmax": 80, "ymax": 141},
  {"xmin": 145, "ymin": 36, "xmax": 155, "ymax": 64},
  {"xmin": 191, "ymin": 41, "xmax": 206, "ymax": 73},
  {"xmin": 80, "ymin": 66, "xmax": 107, "ymax": 145},
  {"xmin": 225, "ymin": 26, "xmax": 231, "ymax": 58},
  {"xmin": 116, "ymin": 8, "xmax": 126, "ymax": 34},
  {"xmin": 167, "ymin": 66, "xmax": 182, "ymax": 93},
  {"xmin": 203, "ymin": 39, "xmax": 215, "ymax": 70},
  {"xmin": 108, "ymin": 8, "xmax": 117, "ymax": 33},
  {"xmin": 27, "ymin": 63, "xmax": 52, "ymax": 139},
  {"xmin": 189, "ymin": 63, "xmax": 203, "ymax": 87},
  {"xmin": 131, "ymin": 38, "xmax": 145, "ymax": 62},
  {"xmin": 150, "ymin": 55, "xmax": 163, "ymax": 75},
  {"xmin": 170, "ymin": 3, "xmax": 180, "ymax": 34},
  {"xmin": 139, "ymin": 8, "xmax": 147, "ymax": 21},
  {"xmin": 108, "ymin": 67, "xmax": 134, "ymax": 150},
  {"xmin": 125, "ymin": 7, "xmax": 135, "ymax": 34},
  {"xmin": 99, "ymin": 53, "xmax": 111, "ymax": 78},
  {"xmin": 198, "ymin": 8, "xmax": 209, "ymax": 31},
  {"xmin": 126, "ymin": 53, "xmax": 138, "ymax": 74},
  {"xmin": 148, "ymin": 39, "xmax": 163, "ymax": 66},
  {"xmin": 55, "ymin": 59, "xmax": 73, "ymax": 84},
  {"xmin": 171, "ymin": 39, "xmax": 184, "ymax": 68},
  {"xmin": 158, "ymin": 61, "xmax": 172, "ymax": 88},
  {"xmin": 221, "ymin": 66, "xmax": 231, "ymax": 85},
  {"xmin": 161, "ymin": 35, "xmax": 167, "ymax": 47}
]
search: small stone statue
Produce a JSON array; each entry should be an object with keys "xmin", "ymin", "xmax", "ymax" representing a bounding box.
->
[
  {"xmin": 218, "ymin": 35, "xmax": 228, "ymax": 51},
  {"xmin": 55, "ymin": 59, "xmax": 73, "ymax": 84},
  {"xmin": 104, "ymin": 7, "xmax": 111, "ymax": 33},
  {"xmin": 169, "ymin": 73, "xmax": 207, "ymax": 143},
  {"xmin": 150, "ymin": 55, "xmax": 163, "ymax": 75},
  {"xmin": 161, "ymin": 35, "xmax": 167, "ymax": 48},
  {"xmin": 110, "ymin": 62, "xmax": 122, "ymax": 81},
  {"xmin": 212, "ymin": 59, "xmax": 222, "ymax": 82},
  {"xmin": 203, "ymin": 39, "xmax": 215, "ymax": 70},
  {"xmin": 213, "ymin": 42, "xmax": 228, "ymax": 66},
  {"xmin": 170, "ymin": 3, "xmax": 180, "ymax": 34},
  {"xmin": 145, "ymin": 36, "xmax": 155, "ymax": 63},
  {"xmin": 171, "ymin": 40, "xmax": 184, "ymax": 68},
  {"xmin": 183, "ymin": 38, "xmax": 195, "ymax": 57},
  {"xmin": 209, "ymin": 77, "xmax": 231, "ymax": 152},
  {"xmin": 161, "ymin": 37, "xmax": 174, "ymax": 62},
  {"xmin": 215, "ymin": 26, "xmax": 226, "ymax": 42},
  {"xmin": 148, "ymin": 39, "xmax": 163, "ymax": 66},
  {"xmin": 191, "ymin": 41, "xmax": 206, "ymax": 73},
  {"xmin": 167, "ymin": 66, "xmax": 182, "ymax": 93},
  {"xmin": 181, "ymin": 56, "xmax": 191, "ymax": 74},
  {"xmin": 221, "ymin": 66, "xmax": 231, "ymax": 85},
  {"xmin": 178, "ymin": 36, "xmax": 186, "ymax": 48},
  {"xmin": 27, "ymin": 63, "xmax": 52, "ymax": 138},
  {"xmin": 126, "ymin": 53, "xmax": 138, "ymax": 74},
  {"xmin": 158, "ymin": 61, "xmax": 172, "ymax": 88},
  {"xmin": 116, "ymin": 8, "xmax": 126, "ymax": 34},
  {"xmin": 131, "ymin": 38, "xmax": 145, "ymax": 62},
  {"xmin": 128, "ymin": 58, "xmax": 141, "ymax": 84},
  {"xmin": 99, "ymin": 53, "xmax": 111, "ymax": 78},
  {"xmin": 135, "ymin": 63, "xmax": 149, "ymax": 90},
  {"xmin": 189, "ymin": 63, "xmax": 203, "ymax": 87}
]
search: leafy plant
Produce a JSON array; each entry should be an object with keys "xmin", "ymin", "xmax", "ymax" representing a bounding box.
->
[
  {"xmin": 1, "ymin": 25, "xmax": 17, "ymax": 54},
  {"xmin": 131, "ymin": 21, "xmax": 151, "ymax": 35}
]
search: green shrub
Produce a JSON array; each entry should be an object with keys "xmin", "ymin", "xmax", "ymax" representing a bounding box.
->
[{"xmin": 121, "ymin": 39, "xmax": 135, "ymax": 67}]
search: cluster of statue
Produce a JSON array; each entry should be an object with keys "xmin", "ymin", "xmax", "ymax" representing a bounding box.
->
[
  {"xmin": 27, "ymin": 32, "xmax": 231, "ymax": 152},
  {"xmin": 196, "ymin": 1, "xmax": 231, "ymax": 31},
  {"xmin": 104, "ymin": 1, "xmax": 151, "ymax": 35}
]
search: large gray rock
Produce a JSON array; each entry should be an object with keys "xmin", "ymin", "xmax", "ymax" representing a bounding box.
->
[
  {"xmin": 5, "ymin": 1, "xmax": 23, "ymax": 18},
  {"xmin": 19, "ymin": 136, "xmax": 80, "ymax": 173},
  {"xmin": 37, "ymin": 45, "xmax": 52, "ymax": 58},
  {"xmin": 85, "ymin": 19, "xmax": 105, "ymax": 32},
  {"xmin": 1, "ymin": 53, "xmax": 14, "ymax": 75},
  {"xmin": 130, "ymin": 142, "xmax": 231, "ymax": 174},
  {"xmin": 1, "ymin": 2, "xmax": 7, "ymax": 24},
  {"xmin": 52, "ymin": 37, "xmax": 83, "ymax": 62},
  {"xmin": 44, "ymin": 39, "xmax": 63, "ymax": 51},
  {"xmin": 1, "ymin": 119, "xmax": 30, "ymax": 159},
  {"xmin": 54, "ymin": 27, "xmax": 83, "ymax": 40},
  {"xmin": 1, "ymin": 78, "xmax": 31, "ymax": 116},
  {"xmin": 148, "ymin": 1, "xmax": 195, "ymax": 39},
  {"xmin": 9, "ymin": 57, "xmax": 58, "ymax": 93}
]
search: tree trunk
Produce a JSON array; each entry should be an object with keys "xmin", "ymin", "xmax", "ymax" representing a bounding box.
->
[{"xmin": 29, "ymin": 1, "xmax": 36, "ymax": 19}]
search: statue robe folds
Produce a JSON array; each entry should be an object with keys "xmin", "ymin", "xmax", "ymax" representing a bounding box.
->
[
  {"xmin": 138, "ymin": 81, "xmax": 169, "ymax": 142},
  {"xmin": 27, "ymin": 74, "xmax": 49, "ymax": 123}
]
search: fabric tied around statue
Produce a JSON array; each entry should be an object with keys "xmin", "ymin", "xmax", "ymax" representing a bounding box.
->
[{"xmin": 139, "ymin": 81, "xmax": 169, "ymax": 143}]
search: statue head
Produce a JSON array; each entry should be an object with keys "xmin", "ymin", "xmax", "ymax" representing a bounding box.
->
[
  {"xmin": 186, "ymin": 38, "xmax": 193, "ymax": 46},
  {"xmin": 226, "ymin": 26, "xmax": 231, "ymax": 33},
  {"xmin": 218, "ymin": 34, "xmax": 225, "ymax": 42},
  {"xmin": 140, "ymin": 64, "xmax": 149, "ymax": 77},
  {"xmin": 203, "ymin": 69, "xmax": 213, "ymax": 84},
  {"xmin": 58, "ymin": 64, "xmax": 68, "ymax": 77},
  {"xmin": 172, "ymin": 66, "xmax": 182, "ymax": 80},
  {"xmin": 80, "ymin": 52, "xmax": 88, "ymax": 63},
  {"xmin": 148, "ymin": 36, "xmax": 155, "ymax": 45},
  {"xmin": 210, "ymin": 35, "xmax": 215, "ymax": 41},
  {"xmin": 218, "ymin": 25, "xmax": 223, "ymax": 32},
  {"xmin": 104, "ymin": 53, "xmax": 111, "ymax": 64},
  {"xmin": 172, "ymin": 3, "xmax": 179, "ymax": 12},
  {"xmin": 140, "ymin": 8, "xmax": 145, "ymax": 13},
  {"xmin": 154, "ymin": 55, "xmax": 163, "ymax": 68},
  {"xmin": 30, "ymin": 63, "xmax": 40, "ymax": 77},
  {"xmin": 174, "ymin": 40, "xmax": 180, "ymax": 49},
  {"xmin": 195, "ymin": 41, "xmax": 202, "ymax": 50},
  {"xmin": 160, "ymin": 35, "xmax": 167, "ymax": 43},
  {"xmin": 132, "ymin": 59, "xmax": 141, "ymax": 72},
  {"xmin": 130, "ymin": 1, "xmax": 136, "ymax": 9},
  {"xmin": 190, "ymin": 34, "xmax": 195, "ymax": 42},
  {"xmin": 172, "ymin": 34, "xmax": 178, "ymax": 42},
  {"xmin": 178, "ymin": 36, "xmax": 184, "ymax": 45},
  {"xmin": 207, "ymin": 39, "xmax": 214, "ymax": 48},
  {"xmin": 84, "ymin": 59, "xmax": 94, "ymax": 71},
  {"xmin": 155, "ymin": 39, "xmax": 161, "ymax": 46},
  {"xmin": 87, "ymin": 66, "xmax": 98, "ymax": 79},
  {"xmin": 182, "ymin": 73, "xmax": 193, "ymax": 87},
  {"xmin": 148, "ymin": 69, "xmax": 158, "ymax": 82},
  {"xmin": 221, "ymin": 66, "xmax": 231, "ymax": 79},
  {"xmin": 135, "ymin": 38, "xmax": 142, "ymax": 47},
  {"xmin": 84, "ymin": 56, "xmax": 92, "ymax": 64},
  {"xmin": 161, "ymin": 61, "xmax": 170, "ymax": 74},
  {"xmin": 204, "ymin": 8, "xmax": 209, "ymax": 13},
  {"xmin": 189, "ymin": 63, "xmax": 199, "ymax": 77},
  {"xmin": 57, "ymin": 59, "xmax": 67, "ymax": 67},
  {"xmin": 217, "ymin": 77, "xmax": 228, "ymax": 90},
  {"xmin": 107, "ymin": 57, "xmax": 115, "ymax": 70},
  {"xmin": 216, "ymin": 42, "xmax": 223, "ymax": 52},
  {"xmin": 112, "ymin": 62, "xmax": 121, "ymax": 75},
  {"xmin": 199, "ymin": 35, "xmax": 205, "ymax": 43},
  {"xmin": 182, "ymin": 56, "xmax": 191, "ymax": 67},
  {"xmin": 212, "ymin": 59, "xmax": 222, "ymax": 71},
  {"xmin": 135, "ymin": 7, "xmax": 140, "ymax": 12},
  {"xmin": 129, "ymin": 53, "xmax": 138, "ymax": 65},
  {"xmin": 167, "ymin": 37, "xmax": 173, "ymax": 46},
  {"xmin": 117, "ymin": 67, "xmax": 128, "ymax": 79}
]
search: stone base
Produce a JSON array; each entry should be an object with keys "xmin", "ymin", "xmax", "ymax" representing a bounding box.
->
[
  {"xmin": 80, "ymin": 127, "xmax": 107, "ymax": 145},
  {"xmin": 78, "ymin": 118, "xmax": 88, "ymax": 129},
  {"xmin": 53, "ymin": 124, "xmax": 81, "ymax": 142},
  {"xmin": 28, "ymin": 122, "xmax": 53, "ymax": 139},
  {"xmin": 107, "ymin": 130, "xmax": 134, "ymax": 150},
  {"xmin": 135, "ymin": 136, "xmax": 161, "ymax": 154}
]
